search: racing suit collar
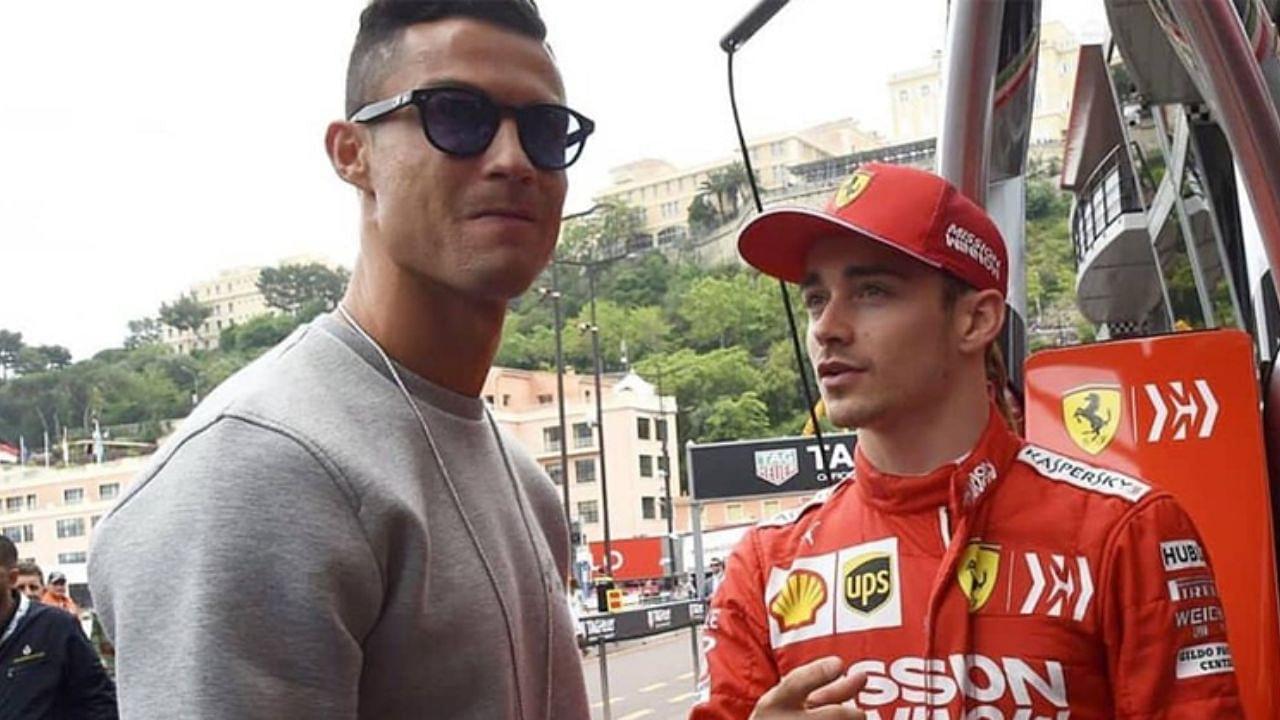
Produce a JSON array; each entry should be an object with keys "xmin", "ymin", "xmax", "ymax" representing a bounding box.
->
[{"xmin": 852, "ymin": 401, "xmax": 1021, "ymax": 517}]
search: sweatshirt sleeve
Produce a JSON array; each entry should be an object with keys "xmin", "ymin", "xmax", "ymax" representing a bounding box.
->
[
  {"xmin": 1101, "ymin": 494, "xmax": 1244, "ymax": 718},
  {"xmin": 689, "ymin": 530, "xmax": 779, "ymax": 720},
  {"xmin": 88, "ymin": 416, "xmax": 383, "ymax": 720}
]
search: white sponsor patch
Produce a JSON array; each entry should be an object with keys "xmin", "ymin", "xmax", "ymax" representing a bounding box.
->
[
  {"xmin": 1168, "ymin": 575, "xmax": 1218, "ymax": 602},
  {"xmin": 848, "ymin": 654, "xmax": 1068, "ymax": 713},
  {"xmin": 1175, "ymin": 642, "xmax": 1234, "ymax": 679},
  {"xmin": 1017, "ymin": 445, "xmax": 1151, "ymax": 502},
  {"xmin": 1161, "ymin": 539, "xmax": 1206, "ymax": 571},
  {"xmin": 764, "ymin": 553, "xmax": 836, "ymax": 649},
  {"xmin": 1175, "ymin": 604, "xmax": 1224, "ymax": 628},
  {"xmin": 835, "ymin": 537, "xmax": 903, "ymax": 634},
  {"xmin": 944, "ymin": 223, "xmax": 1002, "ymax": 280}
]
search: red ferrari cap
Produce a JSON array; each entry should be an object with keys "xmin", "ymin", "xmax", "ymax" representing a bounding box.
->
[{"xmin": 738, "ymin": 163, "xmax": 1007, "ymax": 296}]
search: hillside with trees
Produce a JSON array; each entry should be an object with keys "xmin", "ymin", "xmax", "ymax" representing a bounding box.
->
[{"xmin": 0, "ymin": 181, "xmax": 1087, "ymax": 452}]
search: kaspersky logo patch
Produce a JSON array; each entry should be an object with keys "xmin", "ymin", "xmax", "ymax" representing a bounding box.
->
[
  {"xmin": 768, "ymin": 569, "xmax": 828, "ymax": 632},
  {"xmin": 1062, "ymin": 384, "xmax": 1122, "ymax": 455},
  {"xmin": 833, "ymin": 169, "xmax": 874, "ymax": 209},
  {"xmin": 957, "ymin": 542, "xmax": 1001, "ymax": 612}
]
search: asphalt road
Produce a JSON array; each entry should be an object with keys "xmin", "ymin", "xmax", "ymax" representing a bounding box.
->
[{"xmin": 582, "ymin": 629, "xmax": 703, "ymax": 720}]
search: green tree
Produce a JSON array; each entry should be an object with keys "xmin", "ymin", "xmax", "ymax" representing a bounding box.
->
[
  {"xmin": 14, "ymin": 345, "xmax": 72, "ymax": 376},
  {"xmin": 686, "ymin": 194, "xmax": 720, "ymax": 237},
  {"xmin": 0, "ymin": 330, "xmax": 23, "ymax": 381},
  {"xmin": 700, "ymin": 391, "xmax": 771, "ymax": 442},
  {"xmin": 159, "ymin": 294, "xmax": 212, "ymax": 335},
  {"xmin": 559, "ymin": 199, "xmax": 646, "ymax": 260},
  {"xmin": 125, "ymin": 317, "xmax": 164, "ymax": 349},
  {"xmin": 219, "ymin": 313, "xmax": 299, "ymax": 354},
  {"xmin": 257, "ymin": 263, "xmax": 350, "ymax": 315}
]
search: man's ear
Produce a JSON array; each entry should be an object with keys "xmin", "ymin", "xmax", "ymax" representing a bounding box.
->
[
  {"xmin": 955, "ymin": 288, "xmax": 1007, "ymax": 356},
  {"xmin": 325, "ymin": 121, "xmax": 373, "ymax": 193}
]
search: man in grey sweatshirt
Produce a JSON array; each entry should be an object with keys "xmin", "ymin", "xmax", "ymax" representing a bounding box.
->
[{"xmin": 88, "ymin": 1, "xmax": 596, "ymax": 717}]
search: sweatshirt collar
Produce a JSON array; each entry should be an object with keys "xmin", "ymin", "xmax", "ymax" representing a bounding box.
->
[{"xmin": 853, "ymin": 402, "xmax": 1021, "ymax": 516}]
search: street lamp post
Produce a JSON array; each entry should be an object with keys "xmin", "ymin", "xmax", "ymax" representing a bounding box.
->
[
  {"xmin": 557, "ymin": 252, "xmax": 632, "ymax": 575},
  {"xmin": 656, "ymin": 363, "xmax": 676, "ymax": 583},
  {"xmin": 544, "ymin": 265, "xmax": 573, "ymax": 534}
]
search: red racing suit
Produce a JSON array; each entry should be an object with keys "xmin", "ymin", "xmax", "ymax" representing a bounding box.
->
[{"xmin": 692, "ymin": 403, "xmax": 1243, "ymax": 719}]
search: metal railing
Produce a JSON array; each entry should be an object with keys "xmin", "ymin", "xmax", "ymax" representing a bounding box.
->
[{"xmin": 1071, "ymin": 146, "xmax": 1143, "ymax": 265}]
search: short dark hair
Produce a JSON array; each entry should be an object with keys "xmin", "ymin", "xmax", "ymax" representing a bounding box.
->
[
  {"xmin": 15, "ymin": 560, "xmax": 41, "ymax": 581},
  {"xmin": 345, "ymin": 0, "xmax": 548, "ymax": 118},
  {"xmin": 0, "ymin": 536, "xmax": 16, "ymax": 571}
]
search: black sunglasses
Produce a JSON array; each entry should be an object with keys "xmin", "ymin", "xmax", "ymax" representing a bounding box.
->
[{"xmin": 349, "ymin": 85, "xmax": 595, "ymax": 171}]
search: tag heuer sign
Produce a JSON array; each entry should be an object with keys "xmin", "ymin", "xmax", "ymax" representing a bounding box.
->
[{"xmin": 755, "ymin": 448, "xmax": 799, "ymax": 486}]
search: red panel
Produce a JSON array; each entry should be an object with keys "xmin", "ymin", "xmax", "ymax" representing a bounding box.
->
[
  {"xmin": 1025, "ymin": 329, "xmax": 1280, "ymax": 719},
  {"xmin": 589, "ymin": 537, "xmax": 666, "ymax": 581}
]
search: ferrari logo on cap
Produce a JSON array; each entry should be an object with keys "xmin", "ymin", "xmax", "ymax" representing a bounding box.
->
[
  {"xmin": 834, "ymin": 169, "xmax": 873, "ymax": 209},
  {"xmin": 1062, "ymin": 385, "xmax": 1122, "ymax": 455},
  {"xmin": 957, "ymin": 542, "xmax": 1000, "ymax": 612}
]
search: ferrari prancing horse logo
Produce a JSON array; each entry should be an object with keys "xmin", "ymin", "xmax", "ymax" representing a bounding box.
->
[
  {"xmin": 957, "ymin": 542, "xmax": 1000, "ymax": 612},
  {"xmin": 1062, "ymin": 385, "xmax": 1122, "ymax": 455},
  {"xmin": 834, "ymin": 169, "xmax": 873, "ymax": 209}
]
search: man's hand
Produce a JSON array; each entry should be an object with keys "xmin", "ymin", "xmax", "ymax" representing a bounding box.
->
[{"xmin": 749, "ymin": 656, "xmax": 866, "ymax": 719}]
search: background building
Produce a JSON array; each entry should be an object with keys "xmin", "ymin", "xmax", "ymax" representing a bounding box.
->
[
  {"xmin": 593, "ymin": 119, "xmax": 884, "ymax": 246},
  {"xmin": 484, "ymin": 367, "xmax": 680, "ymax": 546},
  {"xmin": 0, "ymin": 455, "xmax": 149, "ymax": 603},
  {"xmin": 164, "ymin": 253, "xmax": 332, "ymax": 354},
  {"xmin": 888, "ymin": 21, "xmax": 1080, "ymax": 145}
]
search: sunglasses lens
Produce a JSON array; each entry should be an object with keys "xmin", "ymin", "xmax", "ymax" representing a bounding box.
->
[
  {"xmin": 421, "ymin": 90, "xmax": 497, "ymax": 156},
  {"xmin": 519, "ymin": 105, "xmax": 585, "ymax": 170}
]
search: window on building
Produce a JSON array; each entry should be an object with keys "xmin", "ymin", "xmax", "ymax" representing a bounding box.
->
[
  {"xmin": 63, "ymin": 488, "xmax": 84, "ymax": 505},
  {"xmin": 657, "ymin": 456, "xmax": 670, "ymax": 477},
  {"xmin": 640, "ymin": 455, "xmax": 654, "ymax": 478},
  {"xmin": 656, "ymin": 419, "xmax": 668, "ymax": 442},
  {"xmin": 578, "ymin": 500, "xmax": 599, "ymax": 524},
  {"xmin": 920, "ymin": 84, "xmax": 930, "ymax": 97},
  {"xmin": 543, "ymin": 426, "xmax": 563, "ymax": 453},
  {"xmin": 4, "ymin": 497, "xmax": 21, "ymax": 513},
  {"xmin": 502, "ymin": 394, "xmax": 511, "ymax": 407},
  {"xmin": 573, "ymin": 422, "xmax": 593, "ymax": 449},
  {"xmin": 637, "ymin": 417, "xmax": 651, "ymax": 439},
  {"xmin": 726, "ymin": 504, "xmax": 745, "ymax": 523},
  {"xmin": 575, "ymin": 459, "xmax": 596, "ymax": 484},
  {"xmin": 762, "ymin": 499, "xmax": 782, "ymax": 518},
  {"xmin": 58, "ymin": 551, "xmax": 87, "ymax": 565},
  {"xmin": 484, "ymin": 394, "xmax": 495, "ymax": 405},
  {"xmin": 56, "ymin": 518, "xmax": 85, "ymax": 539},
  {"xmin": 546, "ymin": 463, "xmax": 564, "ymax": 485},
  {"xmin": 2, "ymin": 525, "xmax": 33, "ymax": 543},
  {"xmin": 642, "ymin": 497, "xmax": 657, "ymax": 519},
  {"xmin": 100, "ymin": 483, "xmax": 120, "ymax": 500},
  {"xmin": 537, "ymin": 394, "xmax": 553, "ymax": 405},
  {"xmin": 898, "ymin": 89, "xmax": 909, "ymax": 102}
]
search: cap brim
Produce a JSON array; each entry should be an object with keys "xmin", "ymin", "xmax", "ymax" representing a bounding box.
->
[{"xmin": 738, "ymin": 207, "xmax": 942, "ymax": 283}]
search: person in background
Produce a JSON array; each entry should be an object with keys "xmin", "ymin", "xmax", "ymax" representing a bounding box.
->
[
  {"xmin": 15, "ymin": 560, "xmax": 44, "ymax": 603},
  {"xmin": 0, "ymin": 536, "xmax": 117, "ymax": 719},
  {"xmin": 40, "ymin": 571, "xmax": 80, "ymax": 616}
]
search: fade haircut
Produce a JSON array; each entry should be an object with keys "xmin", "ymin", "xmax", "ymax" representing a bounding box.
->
[
  {"xmin": 345, "ymin": 0, "xmax": 548, "ymax": 119},
  {"xmin": 0, "ymin": 536, "xmax": 16, "ymax": 571}
]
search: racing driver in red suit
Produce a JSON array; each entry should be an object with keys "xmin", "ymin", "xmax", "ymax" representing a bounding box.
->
[{"xmin": 690, "ymin": 163, "xmax": 1243, "ymax": 719}]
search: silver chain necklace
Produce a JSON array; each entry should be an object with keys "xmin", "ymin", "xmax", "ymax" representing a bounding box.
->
[{"xmin": 336, "ymin": 304, "xmax": 556, "ymax": 720}]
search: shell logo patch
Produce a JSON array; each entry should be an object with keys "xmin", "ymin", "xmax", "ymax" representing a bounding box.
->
[
  {"xmin": 834, "ymin": 169, "xmax": 874, "ymax": 209},
  {"xmin": 768, "ymin": 568, "xmax": 828, "ymax": 632}
]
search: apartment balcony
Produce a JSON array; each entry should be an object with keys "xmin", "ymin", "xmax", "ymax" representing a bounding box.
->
[{"xmin": 1072, "ymin": 147, "xmax": 1163, "ymax": 326}]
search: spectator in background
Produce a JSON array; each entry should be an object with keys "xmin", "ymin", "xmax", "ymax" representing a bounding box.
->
[
  {"xmin": 0, "ymin": 536, "xmax": 117, "ymax": 719},
  {"xmin": 15, "ymin": 560, "xmax": 44, "ymax": 602},
  {"xmin": 40, "ymin": 571, "xmax": 80, "ymax": 616}
]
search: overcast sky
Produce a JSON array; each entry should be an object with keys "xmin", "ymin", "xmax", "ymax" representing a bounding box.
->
[{"xmin": 0, "ymin": 1, "xmax": 1107, "ymax": 360}]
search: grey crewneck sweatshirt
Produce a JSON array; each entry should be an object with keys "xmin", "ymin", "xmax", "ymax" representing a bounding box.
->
[{"xmin": 89, "ymin": 312, "xmax": 589, "ymax": 719}]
